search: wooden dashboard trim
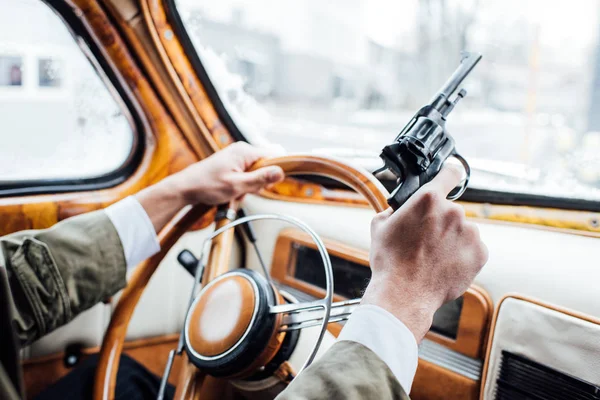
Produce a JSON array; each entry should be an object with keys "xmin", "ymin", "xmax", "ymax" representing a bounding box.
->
[
  {"xmin": 479, "ymin": 294, "xmax": 600, "ymax": 400},
  {"xmin": 271, "ymin": 228, "xmax": 493, "ymax": 358},
  {"xmin": 428, "ymin": 285, "xmax": 493, "ymax": 359},
  {"xmin": 144, "ymin": 0, "xmax": 235, "ymax": 150},
  {"xmin": 142, "ymin": 0, "xmax": 227, "ymax": 153},
  {"xmin": 271, "ymin": 228, "xmax": 369, "ymax": 305},
  {"xmin": 102, "ymin": 0, "xmax": 215, "ymax": 160},
  {"xmin": 411, "ymin": 359, "xmax": 479, "ymax": 400},
  {"xmin": 260, "ymin": 178, "xmax": 373, "ymax": 209}
]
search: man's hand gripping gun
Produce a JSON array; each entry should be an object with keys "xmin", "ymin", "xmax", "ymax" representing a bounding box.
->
[{"xmin": 375, "ymin": 52, "xmax": 482, "ymax": 210}]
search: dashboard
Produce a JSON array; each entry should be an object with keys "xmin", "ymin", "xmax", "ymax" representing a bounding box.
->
[
  {"xmin": 270, "ymin": 228, "xmax": 493, "ymax": 399},
  {"xmin": 258, "ymin": 202, "xmax": 600, "ymax": 400},
  {"xmin": 264, "ymin": 222, "xmax": 600, "ymax": 400},
  {"xmin": 282, "ymin": 235, "xmax": 464, "ymax": 340}
]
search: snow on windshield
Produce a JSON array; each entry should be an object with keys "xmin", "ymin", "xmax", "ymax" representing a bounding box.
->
[{"xmin": 178, "ymin": 0, "xmax": 600, "ymax": 202}]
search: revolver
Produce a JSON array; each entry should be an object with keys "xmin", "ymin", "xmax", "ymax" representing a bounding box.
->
[{"xmin": 376, "ymin": 52, "xmax": 482, "ymax": 210}]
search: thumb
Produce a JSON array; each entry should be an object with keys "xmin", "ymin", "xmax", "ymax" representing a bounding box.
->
[{"xmin": 237, "ymin": 166, "xmax": 284, "ymax": 193}]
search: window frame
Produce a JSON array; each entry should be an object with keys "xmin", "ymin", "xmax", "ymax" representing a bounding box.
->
[
  {"xmin": 165, "ymin": 0, "xmax": 600, "ymax": 213},
  {"xmin": 163, "ymin": 0, "xmax": 246, "ymax": 144},
  {"xmin": 0, "ymin": 0, "xmax": 145, "ymax": 197}
]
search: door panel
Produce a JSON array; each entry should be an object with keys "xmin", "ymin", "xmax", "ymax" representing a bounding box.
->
[
  {"xmin": 22, "ymin": 304, "xmax": 109, "ymax": 360},
  {"xmin": 481, "ymin": 296, "xmax": 600, "ymax": 400}
]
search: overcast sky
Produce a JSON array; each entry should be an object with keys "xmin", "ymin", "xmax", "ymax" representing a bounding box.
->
[{"xmin": 176, "ymin": 0, "xmax": 600, "ymax": 51}]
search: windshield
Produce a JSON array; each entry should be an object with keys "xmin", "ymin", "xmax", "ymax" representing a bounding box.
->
[{"xmin": 175, "ymin": 0, "xmax": 600, "ymax": 202}]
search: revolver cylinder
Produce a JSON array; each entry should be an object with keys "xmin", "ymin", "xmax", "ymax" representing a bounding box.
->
[{"xmin": 379, "ymin": 52, "xmax": 482, "ymax": 210}]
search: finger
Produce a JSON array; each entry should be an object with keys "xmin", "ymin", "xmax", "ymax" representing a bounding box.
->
[
  {"xmin": 370, "ymin": 207, "xmax": 393, "ymax": 232},
  {"xmin": 229, "ymin": 142, "xmax": 284, "ymax": 168},
  {"xmin": 236, "ymin": 166, "xmax": 285, "ymax": 193},
  {"xmin": 465, "ymin": 223, "xmax": 489, "ymax": 267},
  {"xmin": 464, "ymin": 221, "xmax": 481, "ymax": 242},
  {"xmin": 478, "ymin": 241, "xmax": 490, "ymax": 267},
  {"xmin": 444, "ymin": 202, "xmax": 466, "ymax": 227},
  {"xmin": 371, "ymin": 208, "xmax": 394, "ymax": 230},
  {"xmin": 424, "ymin": 163, "xmax": 464, "ymax": 197},
  {"xmin": 460, "ymin": 222, "xmax": 488, "ymax": 271},
  {"xmin": 378, "ymin": 207, "xmax": 394, "ymax": 219}
]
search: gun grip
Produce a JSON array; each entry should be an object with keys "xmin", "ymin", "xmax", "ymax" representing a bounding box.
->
[{"xmin": 388, "ymin": 173, "xmax": 421, "ymax": 210}]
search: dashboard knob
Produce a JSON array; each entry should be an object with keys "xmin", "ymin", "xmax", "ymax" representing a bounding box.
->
[{"xmin": 177, "ymin": 249, "xmax": 199, "ymax": 277}]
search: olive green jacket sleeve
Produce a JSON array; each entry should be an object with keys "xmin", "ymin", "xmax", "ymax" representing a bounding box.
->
[
  {"xmin": 0, "ymin": 210, "xmax": 127, "ymax": 346},
  {"xmin": 277, "ymin": 341, "xmax": 410, "ymax": 400}
]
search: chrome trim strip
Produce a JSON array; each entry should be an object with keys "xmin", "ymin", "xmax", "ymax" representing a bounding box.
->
[
  {"xmin": 279, "ymin": 298, "xmax": 360, "ymax": 331},
  {"xmin": 419, "ymin": 339, "xmax": 482, "ymax": 380}
]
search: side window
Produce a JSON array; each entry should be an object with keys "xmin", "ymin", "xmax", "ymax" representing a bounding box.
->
[{"xmin": 0, "ymin": 0, "xmax": 137, "ymax": 184}]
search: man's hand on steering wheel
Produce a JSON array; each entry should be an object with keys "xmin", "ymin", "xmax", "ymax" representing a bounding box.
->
[{"xmin": 135, "ymin": 142, "xmax": 285, "ymax": 234}]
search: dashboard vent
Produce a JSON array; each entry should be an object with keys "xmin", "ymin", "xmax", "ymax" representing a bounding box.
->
[
  {"xmin": 495, "ymin": 351, "xmax": 600, "ymax": 400},
  {"xmin": 292, "ymin": 244, "xmax": 463, "ymax": 339}
]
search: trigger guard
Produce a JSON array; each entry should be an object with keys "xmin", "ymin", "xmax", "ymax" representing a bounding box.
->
[{"xmin": 446, "ymin": 153, "xmax": 470, "ymax": 201}]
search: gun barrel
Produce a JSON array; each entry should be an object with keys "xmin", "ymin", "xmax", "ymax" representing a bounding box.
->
[{"xmin": 436, "ymin": 52, "xmax": 482, "ymax": 100}]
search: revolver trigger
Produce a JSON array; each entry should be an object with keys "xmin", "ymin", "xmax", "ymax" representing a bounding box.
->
[
  {"xmin": 372, "ymin": 164, "xmax": 388, "ymax": 176},
  {"xmin": 446, "ymin": 153, "xmax": 471, "ymax": 201}
]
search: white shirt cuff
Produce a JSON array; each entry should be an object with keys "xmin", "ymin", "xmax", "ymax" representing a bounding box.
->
[
  {"xmin": 105, "ymin": 196, "xmax": 160, "ymax": 270},
  {"xmin": 338, "ymin": 304, "xmax": 419, "ymax": 393}
]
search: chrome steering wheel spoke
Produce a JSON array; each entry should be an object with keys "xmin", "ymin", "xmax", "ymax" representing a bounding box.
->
[
  {"xmin": 161, "ymin": 213, "xmax": 334, "ymax": 385},
  {"xmin": 272, "ymin": 298, "xmax": 360, "ymax": 332}
]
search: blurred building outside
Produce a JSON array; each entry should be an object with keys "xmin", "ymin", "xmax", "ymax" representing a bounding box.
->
[
  {"xmin": 2, "ymin": 0, "xmax": 600, "ymax": 199},
  {"xmin": 176, "ymin": 0, "xmax": 600, "ymax": 197}
]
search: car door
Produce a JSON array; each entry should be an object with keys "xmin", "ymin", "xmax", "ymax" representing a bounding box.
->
[{"xmin": 0, "ymin": 0, "xmax": 228, "ymax": 396}]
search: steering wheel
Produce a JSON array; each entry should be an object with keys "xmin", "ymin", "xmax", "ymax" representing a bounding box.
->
[{"xmin": 94, "ymin": 155, "xmax": 389, "ymax": 400}]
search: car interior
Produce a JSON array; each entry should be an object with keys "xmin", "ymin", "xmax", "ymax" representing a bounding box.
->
[{"xmin": 2, "ymin": 0, "xmax": 600, "ymax": 399}]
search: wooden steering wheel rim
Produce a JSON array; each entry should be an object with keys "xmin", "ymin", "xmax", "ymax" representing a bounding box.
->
[{"xmin": 93, "ymin": 154, "xmax": 390, "ymax": 400}]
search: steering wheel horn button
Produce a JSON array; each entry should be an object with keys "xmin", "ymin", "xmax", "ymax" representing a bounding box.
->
[
  {"xmin": 183, "ymin": 269, "xmax": 283, "ymax": 378},
  {"xmin": 187, "ymin": 274, "xmax": 258, "ymax": 357}
]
